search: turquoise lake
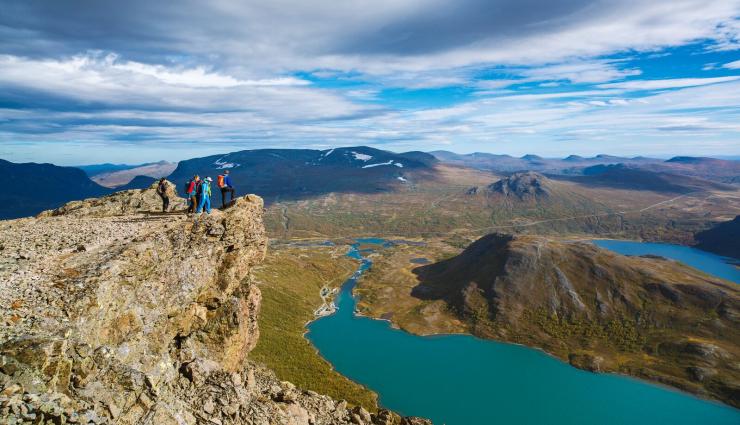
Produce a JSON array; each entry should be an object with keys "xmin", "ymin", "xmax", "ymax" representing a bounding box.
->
[
  {"xmin": 305, "ymin": 239, "xmax": 740, "ymax": 425},
  {"xmin": 593, "ymin": 239, "xmax": 739, "ymax": 284}
]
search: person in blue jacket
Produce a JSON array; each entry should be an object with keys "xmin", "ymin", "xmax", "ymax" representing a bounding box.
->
[
  {"xmin": 197, "ymin": 177, "xmax": 212, "ymax": 214},
  {"xmin": 217, "ymin": 169, "xmax": 236, "ymax": 208}
]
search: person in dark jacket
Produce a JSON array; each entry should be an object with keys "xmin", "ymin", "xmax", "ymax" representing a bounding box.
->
[
  {"xmin": 217, "ymin": 169, "xmax": 236, "ymax": 208},
  {"xmin": 156, "ymin": 178, "xmax": 170, "ymax": 212}
]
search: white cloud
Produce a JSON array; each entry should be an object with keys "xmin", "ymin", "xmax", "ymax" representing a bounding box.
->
[
  {"xmin": 597, "ymin": 76, "xmax": 740, "ymax": 90},
  {"xmin": 491, "ymin": 90, "xmax": 624, "ymax": 101},
  {"xmin": 0, "ymin": 53, "xmax": 370, "ymax": 122},
  {"xmin": 519, "ymin": 61, "xmax": 642, "ymax": 84},
  {"xmin": 3, "ymin": 0, "xmax": 739, "ymax": 80},
  {"xmin": 1, "ymin": 53, "xmax": 309, "ymax": 90},
  {"xmin": 1, "ymin": 0, "xmax": 740, "ymax": 163}
]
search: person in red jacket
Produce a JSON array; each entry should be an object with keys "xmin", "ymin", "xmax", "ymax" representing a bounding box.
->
[{"xmin": 185, "ymin": 175, "xmax": 200, "ymax": 213}]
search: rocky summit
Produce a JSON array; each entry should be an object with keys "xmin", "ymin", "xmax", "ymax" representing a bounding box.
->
[
  {"xmin": 487, "ymin": 172, "xmax": 552, "ymax": 200},
  {"xmin": 0, "ymin": 183, "xmax": 430, "ymax": 425}
]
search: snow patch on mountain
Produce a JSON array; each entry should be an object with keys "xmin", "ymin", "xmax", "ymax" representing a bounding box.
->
[
  {"xmin": 362, "ymin": 160, "xmax": 405, "ymax": 169},
  {"xmin": 352, "ymin": 152, "xmax": 372, "ymax": 161},
  {"xmin": 214, "ymin": 157, "xmax": 240, "ymax": 169},
  {"xmin": 362, "ymin": 160, "xmax": 394, "ymax": 168}
]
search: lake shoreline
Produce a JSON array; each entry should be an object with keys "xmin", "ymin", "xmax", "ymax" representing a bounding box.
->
[{"xmin": 303, "ymin": 237, "xmax": 740, "ymax": 423}]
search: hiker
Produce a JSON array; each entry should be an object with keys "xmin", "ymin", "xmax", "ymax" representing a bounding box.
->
[
  {"xmin": 217, "ymin": 169, "xmax": 236, "ymax": 208},
  {"xmin": 156, "ymin": 178, "xmax": 170, "ymax": 212},
  {"xmin": 186, "ymin": 175, "xmax": 200, "ymax": 214},
  {"xmin": 196, "ymin": 177, "xmax": 212, "ymax": 214}
]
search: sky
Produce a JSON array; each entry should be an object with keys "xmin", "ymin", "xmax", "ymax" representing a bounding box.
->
[{"xmin": 1, "ymin": 0, "xmax": 739, "ymax": 165}]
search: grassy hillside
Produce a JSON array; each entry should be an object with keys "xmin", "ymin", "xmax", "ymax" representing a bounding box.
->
[
  {"xmin": 250, "ymin": 245, "xmax": 378, "ymax": 410},
  {"xmin": 355, "ymin": 235, "xmax": 740, "ymax": 407}
]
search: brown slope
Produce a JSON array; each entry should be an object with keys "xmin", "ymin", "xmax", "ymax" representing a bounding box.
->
[{"xmin": 412, "ymin": 234, "xmax": 740, "ymax": 407}]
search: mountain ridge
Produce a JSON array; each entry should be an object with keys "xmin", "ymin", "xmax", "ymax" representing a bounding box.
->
[
  {"xmin": 0, "ymin": 159, "xmax": 112, "ymax": 220},
  {"xmin": 431, "ymin": 151, "xmax": 739, "ymax": 183},
  {"xmin": 410, "ymin": 234, "xmax": 739, "ymax": 406},
  {"xmin": 169, "ymin": 146, "xmax": 438, "ymax": 204}
]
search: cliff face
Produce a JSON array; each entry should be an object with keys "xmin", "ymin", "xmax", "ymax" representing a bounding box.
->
[
  {"xmin": 0, "ymin": 185, "xmax": 429, "ymax": 425},
  {"xmin": 412, "ymin": 234, "xmax": 740, "ymax": 407}
]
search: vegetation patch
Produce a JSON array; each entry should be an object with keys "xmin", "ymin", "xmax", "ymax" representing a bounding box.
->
[{"xmin": 251, "ymin": 245, "xmax": 378, "ymax": 410}]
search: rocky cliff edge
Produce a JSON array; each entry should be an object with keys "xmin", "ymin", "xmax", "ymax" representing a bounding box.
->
[{"xmin": 0, "ymin": 184, "xmax": 430, "ymax": 425}]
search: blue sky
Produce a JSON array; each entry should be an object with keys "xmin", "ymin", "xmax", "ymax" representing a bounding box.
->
[{"xmin": 1, "ymin": 0, "xmax": 739, "ymax": 165}]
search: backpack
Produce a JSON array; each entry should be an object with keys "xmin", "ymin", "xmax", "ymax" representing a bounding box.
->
[
  {"xmin": 196, "ymin": 180, "xmax": 203, "ymax": 195},
  {"xmin": 183, "ymin": 179, "xmax": 192, "ymax": 194},
  {"xmin": 217, "ymin": 175, "xmax": 225, "ymax": 188}
]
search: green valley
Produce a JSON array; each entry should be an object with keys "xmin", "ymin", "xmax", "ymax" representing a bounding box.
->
[{"xmin": 250, "ymin": 244, "xmax": 378, "ymax": 410}]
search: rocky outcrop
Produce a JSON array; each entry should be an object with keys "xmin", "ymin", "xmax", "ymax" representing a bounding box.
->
[
  {"xmin": 37, "ymin": 180, "xmax": 184, "ymax": 218},
  {"xmin": 487, "ymin": 172, "xmax": 552, "ymax": 200},
  {"xmin": 0, "ymin": 184, "xmax": 431, "ymax": 424}
]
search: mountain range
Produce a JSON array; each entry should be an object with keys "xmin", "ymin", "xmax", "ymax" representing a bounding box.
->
[
  {"xmin": 168, "ymin": 146, "xmax": 437, "ymax": 203},
  {"xmin": 431, "ymin": 151, "xmax": 659, "ymax": 173},
  {"xmin": 562, "ymin": 164, "xmax": 736, "ymax": 193},
  {"xmin": 2, "ymin": 148, "xmax": 738, "ymax": 234},
  {"xmin": 432, "ymin": 151, "xmax": 740, "ymax": 183},
  {"xmin": 0, "ymin": 159, "xmax": 111, "ymax": 220}
]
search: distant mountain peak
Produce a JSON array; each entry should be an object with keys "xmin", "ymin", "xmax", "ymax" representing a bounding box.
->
[
  {"xmin": 488, "ymin": 171, "xmax": 552, "ymax": 199},
  {"xmin": 521, "ymin": 154, "xmax": 543, "ymax": 161},
  {"xmin": 666, "ymin": 156, "xmax": 711, "ymax": 164}
]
